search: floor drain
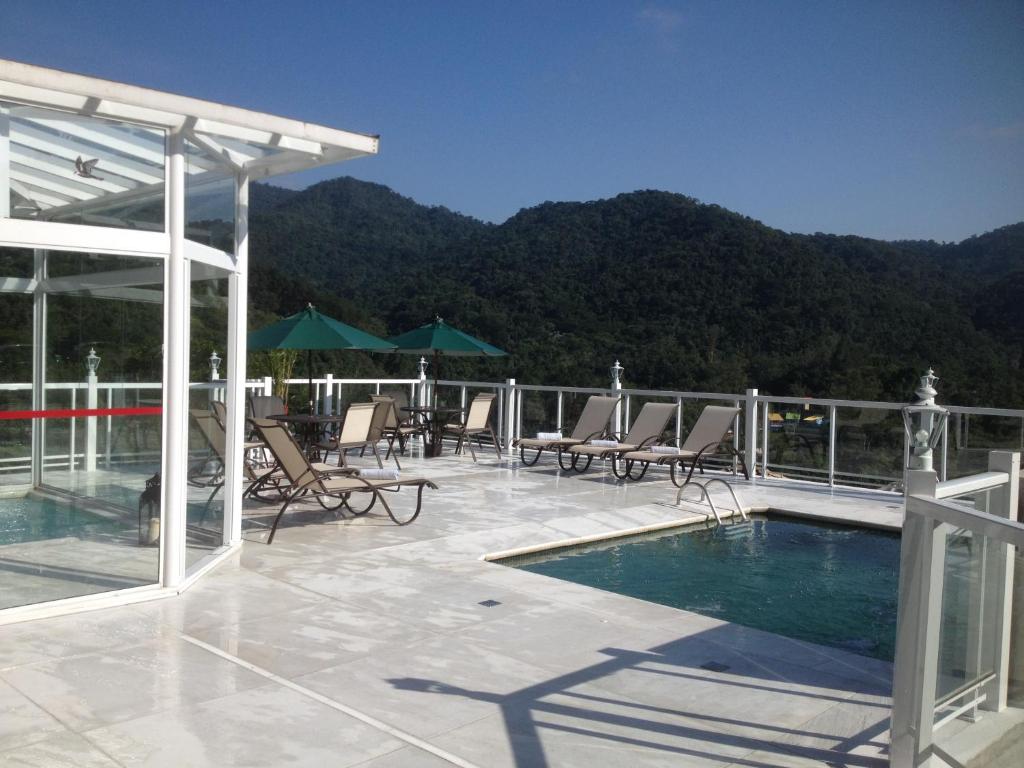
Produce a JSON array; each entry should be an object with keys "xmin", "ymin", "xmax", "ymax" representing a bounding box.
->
[
  {"xmin": 478, "ymin": 599, "xmax": 502, "ymax": 607},
  {"xmin": 700, "ymin": 661, "xmax": 730, "ymax": 673}
]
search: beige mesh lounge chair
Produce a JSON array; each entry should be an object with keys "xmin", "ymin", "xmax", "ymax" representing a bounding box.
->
[
  {"xmin": 317, "ymin": 401, "xmax": 386, "ymax": 468},
  {"xmin": 442, "ymin": 393, "xmax": 501, "ymax": 461},
  {"xmin": 513, "ymin": 395, "xmax": 620, "ymax": 468},
  {"xmin": 618, "ymin": 404, "xmax": 749, "ymax": 485},
  {"xmin": 564, "ymin": 401, "xmax": 676, "ymax": 474},
  {"xmin": 370, "ymin": 394, "xmax": 425, "ymax": 468},
  {"xmin": 251, "ymin": 418, "xmax": 438, "ymax": 543}
]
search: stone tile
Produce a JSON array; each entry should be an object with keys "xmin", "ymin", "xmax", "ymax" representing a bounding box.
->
[
  {"xmin": 0, "ymin": 679, "xmax": 66, "ymax": 752},
  {"xmin": 348, "ymin": 745, "xmax": 460, "ymax": 767},
  {"xmin": 0, "ymin": 732, "xmax": 121, "ymax": 767},
  {"xmin": 1, "ymin": 637, "xmax": 266, "ymax": 732},
  {"xmin": 185, "ymin": 599, "xmax": 442, "ymax": 679},
  {"xmin": 85, "ymin": 683, "xmax": 405, "ymax": 768},
  {"xmin": 293, "ymin": 636, "xmax": 563, "ymax": 739}
]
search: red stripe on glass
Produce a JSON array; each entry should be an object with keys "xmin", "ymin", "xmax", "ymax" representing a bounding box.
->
[{"xmin": 0, "ymin": 407, "xmax": 162, "ymax": 421}]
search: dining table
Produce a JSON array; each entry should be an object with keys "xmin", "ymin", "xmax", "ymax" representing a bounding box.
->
[{"xmin": 401, "ymin": 405, "xmax": 463, "ymax": 458}]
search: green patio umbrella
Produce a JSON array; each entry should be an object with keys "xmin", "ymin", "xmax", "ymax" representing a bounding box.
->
[
  {"xmin": 387, "ymin": 316, "xmax": 507, "ymax": 406},
  {"xmin": 248, "ymin": 304, "xmax": 396, "ymax": 413}
]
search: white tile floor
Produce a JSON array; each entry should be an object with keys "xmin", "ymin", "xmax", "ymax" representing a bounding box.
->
[{"xmin": 0, "ymin": 450, "xmax": 905, "ymax": 767}]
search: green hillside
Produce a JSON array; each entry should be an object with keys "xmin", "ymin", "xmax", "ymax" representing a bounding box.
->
[{"xmin": 249, "ymin": 177, "xmax": 1023, "ymax": 408}]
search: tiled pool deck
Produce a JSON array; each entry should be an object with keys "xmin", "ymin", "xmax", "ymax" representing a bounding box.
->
[{"xmin": 0, "ymin": 453, "xmax": 903, "ymax": 767}]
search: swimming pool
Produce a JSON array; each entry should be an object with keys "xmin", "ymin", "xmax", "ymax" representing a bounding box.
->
[
  {"xmin": 503, "ymin": 516, "xmax": 901, "ymax": 660},
  {"xmin": 0, "ymin": 494, "xmax": 134, "ymax": 545}
]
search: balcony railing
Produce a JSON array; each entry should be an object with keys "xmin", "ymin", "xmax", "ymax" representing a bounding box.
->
[{"xmin": 3, "ymin": 372, "xmax": 1023, "ymax": 492}]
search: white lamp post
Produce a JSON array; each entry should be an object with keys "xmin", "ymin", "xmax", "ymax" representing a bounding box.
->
[
  {"xmin": 901, "ymin": 368, "xmax": 949, "ymax": 473},
  {"xmin": 209, "ymin": 350, "xmax": 222, "ymax": 380},
  {"xmin": 611, "ymin": 359, "xmax": 624, "ymax": 436},
  {"xmin": 84, "ymin": 348, "xmax": 100, "ymax": 473}
]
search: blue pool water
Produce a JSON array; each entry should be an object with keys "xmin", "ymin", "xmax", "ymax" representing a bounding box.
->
[
  {"xmin": 0, "ymin": 495, "xmax": 133, "ymax": 544},
  {"xmin": 504, "ymin": 516, "xmax": 901, "ymax": 660}
]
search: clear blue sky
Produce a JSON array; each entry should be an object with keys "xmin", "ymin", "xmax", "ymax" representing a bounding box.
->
[{"xmin": 3, "ymin": 1, "xmax": 1021, "ymax": 241}]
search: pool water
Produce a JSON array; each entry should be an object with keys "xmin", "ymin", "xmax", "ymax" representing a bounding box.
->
[
  {"xmin": 505, "ymin": 516, "xmax": 901, "ymax": 660},
  {"xmin": 0, "ymin": 492, "xmax": 137, "ymax": 545}
]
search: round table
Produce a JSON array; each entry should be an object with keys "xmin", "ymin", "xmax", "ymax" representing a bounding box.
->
[
  {"xmin": 269, "ymin": 413, "xmax": 345, "ymax": 457},
  {"xmin": 402, "ymin": 405, "xmax": 462, "ymax": 458}
]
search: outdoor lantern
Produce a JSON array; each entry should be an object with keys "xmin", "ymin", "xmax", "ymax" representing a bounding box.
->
[
  {"xmin": 85, "ymin": 347, "xmax": 100, "ymax": 375},
  {"xmin": 901, "ymin": 368, "xmax": 949, "ymax": 472},
  {"xmin": 417, "ymin": 356, "xmax": 429, "ymax": 377},
  {"xmin": 209, "ymin": 350, "xmax": 222, "ymax": 379},
  {"xmin": 611, "ymin": 359, "xmax": 624, "ymax": 385}
]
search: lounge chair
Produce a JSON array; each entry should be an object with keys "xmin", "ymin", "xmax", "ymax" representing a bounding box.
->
[
  {"xmin": 618, "ymin": 404, "xmax": 749, "ymax": 485},
  {"xmin": 370, "ymin": 394, "xmax": 425, "ymax": 468},
  {"xmin": 316, "ymin": 401, "xmax": 386, "ymax": 468},
  {"xmin": 563, "ymin": 401, "xmax": 677, "ymax": 473},
  {"xmin": 251, "ymin": 418, "xmax": 438, "ymax": 543},
  {"xmin": 443, "ymin": 393, "xmax": 501, "ymax": 461},
  {"xmin": 514, "ymin": 395, "xmax": 620, "ymax": 468}
]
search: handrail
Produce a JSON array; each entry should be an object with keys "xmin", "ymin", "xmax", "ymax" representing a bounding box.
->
[
  {"xmin": 935, "ymin": 471, "xmax": 1011, "ymax": 500},
  {"xmin": 906, "ymin": 494, "xmax": 1024, "ymax": 546}
]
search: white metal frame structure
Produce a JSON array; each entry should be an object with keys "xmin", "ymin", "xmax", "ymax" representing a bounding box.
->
[{"xmin": 0, "ymin": 59, "xmax": 378, "ymax": 622}]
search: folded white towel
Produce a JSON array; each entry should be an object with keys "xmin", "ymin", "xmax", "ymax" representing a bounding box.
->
[
  {"xmin": 588, "ymin": 439, "xmax": 620, "ymax": 448},
  {"xmin": 649, "ymin": 445, "xmax": 681, "ymax": 455},
  {"xmin": 536, "ymin": 431, "xmax": 562, "ymax": 440},
  {"xmin": 358, "ymin": 468, "xmax": 400, "ymax": 480}
]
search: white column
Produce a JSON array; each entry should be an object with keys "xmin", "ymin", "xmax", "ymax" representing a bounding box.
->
[
  {"xmin": 161, "ymin": 130, "xmax": 188, "ymax": 588},
  {"xmin": 504, "ymin": 378, "xmax": 516, "ymax": 454},
  {"xmin": 30, "ymin": 250, "xmax": 46, "ymax": 487},
  {"xmin": 323, "ymin": 373, "xmax": 334, "ymax": 415},
  {"xmin": 222, "ymin": 172, "xmax": 249, "ymax": 546},
  {"xmin": 0, "ymin": 105, "xmax": 10, "ymax": 218}
]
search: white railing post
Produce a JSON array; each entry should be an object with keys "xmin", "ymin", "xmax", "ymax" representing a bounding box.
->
[
  {"xmin": 981, "ymin": 450, "xmax": 1019, "ymax": 712},
  {"xmin": 611, "ymin": 360, "xmax": 623, "ymax": 438},
  {"xmin": 504, "ymin": 378, "xmax": 516, "ymax": 454},
  {"xmin": 675, "ymin": 397, "xmax": 683, "ymax": 444},
  {"xmin": 760, "ymin": 399, "xmax": 769, "ymax": 479},
  {"xmin": 556, "ymin": 391, "xmax": 563, "ymax": 434},
  {"xmin": 417, "ymin": 357, "xmax": 428, "ymax": 408},
  {"xmin": 84, "ymin": 353, "xmax": 99, "ymax": 473},
  {"xmin": 743, "ymin": 388, "xmax": 757, "ymax": 478},
  {"xmin": 69, "ymin": 388, "xmax": 76, "ymax": 471},
  {"xmin": 828, "ymin": 404, "xmax": 837, "ymax": 487},
  {"xmin": 263, "ymin": 375, "xmax": 273, "ymax": 397},
  {"xmin": 324, "ymin": 373, "xmax": 334, "ymax": 415}
]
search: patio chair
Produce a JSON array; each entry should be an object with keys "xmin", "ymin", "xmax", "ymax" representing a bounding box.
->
[
  {"xmin": 316, "ymin": 401, "xmax": 385, "ymax": 468},
  {"xmin": 513, "ymin": 395, "xmax": 620, "ymax": 468},
  {"xmin": 188, "ymin": 410, "xmax": 288, "ymax": 518},
  {"xmin": 251, "ymin": 418, "xmax": 438, "ymax": 543},
  {"xmin": 563, "ymin": 401, "xmax": 676, "ymax": 474},
  {"xmin": 443, "ymin": 393, "xmax": 501, "ymax": 461},
  {"xmin": 618, "ymin": 405, "xmax": 749, "ymax": 485},
  {"xmin": 370, "ymin": 394, "xmax": 425, "ymax": 467}
]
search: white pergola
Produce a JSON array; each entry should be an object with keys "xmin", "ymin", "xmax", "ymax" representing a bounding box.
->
[{"xmin": 0, "ymin": 59, "xmax": 378, "ymax": 618}]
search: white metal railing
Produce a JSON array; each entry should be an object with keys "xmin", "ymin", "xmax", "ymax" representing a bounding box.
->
[
  {"xmin": 3, "ymin": 372, "xmax": 1023, "ymax": 491},
  {"xmin": 890, "ymin": 451, "xmax": 1022, "ymax": 767}
]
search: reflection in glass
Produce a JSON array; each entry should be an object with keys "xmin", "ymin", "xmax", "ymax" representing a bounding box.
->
[
  {"xmin": 185, "ymin": 139, "xmax": 235, "ymax": 253},
  {"xmin": 185, "ymin": 267, "xmax": 230, "ymax": 571},
  {"xmin": 2, "ymin": 101, "xmax": 167, "ymax": 231}
]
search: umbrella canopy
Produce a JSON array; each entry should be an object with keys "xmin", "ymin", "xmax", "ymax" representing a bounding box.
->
[
  {"xmin": 386, "ymin": 317, "xmax": 507, "ymax": 357},
  {"xmin": 248, "ymin": 304, "xmax": 395, "ymax": 413},
  {"xmin": 248, "ymin": 304, "xmax": 396, "ymax": 352},
  {"xmin": 388, "ymin": 317, "xmax": 506, "ymax": 408}
]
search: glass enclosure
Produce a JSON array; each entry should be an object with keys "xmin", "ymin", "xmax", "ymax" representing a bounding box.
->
[{"xmin": 0, "ymin": 248, "xmax": 164, "ymax": 609}]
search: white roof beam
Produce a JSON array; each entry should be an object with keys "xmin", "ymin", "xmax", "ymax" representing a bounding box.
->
[
  {"xmin": 0, "ymin": 104, "xmax": 9, "ymax": 217},
  {"xmin": 184, "ymin": 128, "xmax": 248, "ymax": 172},
  {"xmin": 12, "ymin": 108, "xmax": 167, "ymax": 166},
  {"xmin": 9, "ymin": 178, "xmax": 72, "ymax": 209},
  {"xmin": 11, "ymin": 150, "xmax": 130, "ymax": 195}
]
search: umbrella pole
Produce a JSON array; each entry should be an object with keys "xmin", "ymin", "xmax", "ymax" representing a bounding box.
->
[{"xmin": 433, "ymin": 350, "xmax": 440, "ymax": 410}]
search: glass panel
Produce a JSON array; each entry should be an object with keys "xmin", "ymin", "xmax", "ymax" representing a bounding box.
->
[
  {"xmin": 763, "ymin": 401, "xmax": 830, "ymax": 482},
  {"xmin": 834, "ymin": 407, "xmax": 905, "ymax": 488},
  {"xmin": 186, "ymin": 265, "xmax": 229, "ymax": 572},
  {"xmin": 945, "ymin": 413, "xmax": 1024, "ymax": 480},
  {"xmin": 0, "ymin": 249, "xmax": 163, "ymax": 610},
  {"xmin": 185, "ymin": 140, "xmax": 235, "ymax": 252},
  {"xmin": 2, "ymin": 101, "xmax": 166, "ymax": 231},
  {"xmin": 0, "ymin": 247, "xmax": 33, "ymax": 487}
]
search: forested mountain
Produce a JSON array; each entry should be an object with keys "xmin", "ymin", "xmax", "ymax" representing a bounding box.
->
[{"xmin": 249, "ymin": 177, "xmax": 1023, "ymax": 408}]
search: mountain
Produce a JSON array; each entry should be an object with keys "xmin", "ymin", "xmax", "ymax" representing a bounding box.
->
[{"xmin": 248, "ymin": 178, "xmax": 1024, "ymax": 408}]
